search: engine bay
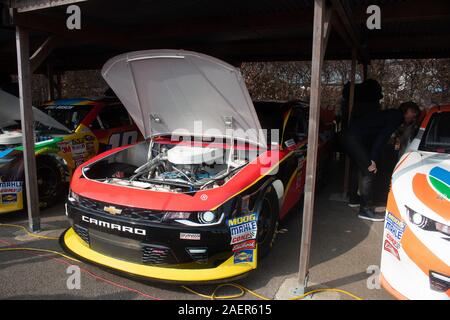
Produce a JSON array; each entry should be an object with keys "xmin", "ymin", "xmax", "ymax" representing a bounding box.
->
[{"xmin": 83, "ymin": 139, "xmax": 255, "ymax": 193}]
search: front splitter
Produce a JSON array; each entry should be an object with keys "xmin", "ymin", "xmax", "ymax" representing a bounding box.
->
[{"xmin": 60, "ymin": 227, "xmax": 257, "ymax": 284}]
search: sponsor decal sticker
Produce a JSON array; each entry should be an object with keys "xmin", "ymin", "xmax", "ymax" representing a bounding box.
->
[
  {"xmin": 230, "ymin": 231, "xmax": 256, "ymax": 245},
  {"xmin": 227, "ymin": 213, "xmax": 258, "ymax": 264},
  {"xmin": 46, "ymin": 105, "xmax": 74, "ymax": 110},
  {"xmin": 71, "ymin": 143, "xmax": 87, "ymax": 154},
  {"xmin": 385, "ymin": 212, "xmax": 406, "ymax": 241},
  {"xmin": 383, "ymin": 239, "xmax": 400, "ymax": 260},
  {"xmin": 180, "ymin": 232, "xmax": 201, "ymax": 240},
  {"xmin": 227, "ymin": 213, "xmax": 257, "ymax": 227},
  {"xmin": 386, "ymin": 232, "xmax": 401, "ymax": 249},
  {"xmin": 233, "ymin": 249, "xmax": 254, "ymax": 264},
  {"xmin": 73, "ymin": 154, "xmax": 85, "ymax": 166},
  {"xmin": 228, "ymin": 213, "xmax": 258, "ymax": 245},
  {"xmin": 232, "ymin": 240, "xmax": 256, "ymax": 252},
  {"xmin": 1, "ymin": 193, "xmax": 17, "ymax": 204},
  {"xmin": 0, "ymin": 181, "xmax": 23, "ymax": 193},
  {"xmin": 284, "ymin": 139, "xmax": 296, "ymax": 148},
  {"xmin": 58, "ymin": 142, "xmax": 72, "ymax": 153}
]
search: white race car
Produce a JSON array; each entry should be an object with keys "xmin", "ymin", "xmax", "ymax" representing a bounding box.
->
[{"xmin": 380, "ymin": 105, "xmax": 450, "ymax": 300}]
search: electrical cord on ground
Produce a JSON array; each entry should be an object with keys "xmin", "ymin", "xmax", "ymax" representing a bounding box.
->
[
  {"xmin": 0, "ymin": 223, "xmax": 59, "ymax": 240},
  {"xmin": 0, "ymin": 247, "xmax": 80, "ymax": 263},
  {"xmin": 181, "ymin": 283, "xmax": 363, "ymax": 300},
  {"xmin": 0, "ymin": 239, "xmax": 160, "ymax": 300},
  {"xmin": 0, "ymin": 223, "xmax": 364, "ymax": 300}
]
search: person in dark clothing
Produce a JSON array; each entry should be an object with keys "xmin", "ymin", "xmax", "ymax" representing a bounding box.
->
[
  {"xmin": 341, "ymin": 79, "xmax": 383, "ymax": 208},
  {"xmin": 341, "ymin": 102, "xmax": 420, "ymax": 221}
]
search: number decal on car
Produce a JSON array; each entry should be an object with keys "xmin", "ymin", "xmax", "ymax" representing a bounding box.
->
[{"xmin": 108, "ymin": 131, "xmax": 138, "ymax": 149}]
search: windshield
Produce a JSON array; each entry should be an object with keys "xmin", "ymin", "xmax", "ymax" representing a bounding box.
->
[
  {"xmin": 40, "ymin": 105, "xmax": 92, "ymax": 131},
  {"xmin": 419, "ymin": 112, "xmax": 450, "ymax": 154}
]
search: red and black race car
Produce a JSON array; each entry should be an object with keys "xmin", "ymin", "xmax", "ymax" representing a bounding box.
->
[{"xmin": 61, "ymin": 50, "xmax": 334, "ymax": 283}]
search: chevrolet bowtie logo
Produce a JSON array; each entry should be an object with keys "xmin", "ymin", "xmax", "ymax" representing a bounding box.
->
[{"xmin": 103, "ymin": 205, "xmax": 122, "ymax": 215}]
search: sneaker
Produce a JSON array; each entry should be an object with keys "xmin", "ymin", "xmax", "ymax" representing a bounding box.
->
[
  {"xmin": 348, "ymin": 195, "xmax": 360, "ymax": 208},
  {"xmin": 358, "ymin": 207, "xmax": 385, "ymax": 222}
]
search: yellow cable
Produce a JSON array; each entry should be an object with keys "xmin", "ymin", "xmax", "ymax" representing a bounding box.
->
[
  {"xmin": 0, "ymin": 247, "xmax": 80, "ymax": 263},
  {"xmin": 289, "ymin": 288, "xmax": 363, "ymax": 300},
  {"xmin": 0, "ymin": 223, "xmax": 363, "ymax": 301},
  {"xmin": 0, "ymin": 224, "xmax": 59, "ymax": 240},
  {"xmin": 182, "ymin": 283, "xmax": 363, "ymax": 300}
]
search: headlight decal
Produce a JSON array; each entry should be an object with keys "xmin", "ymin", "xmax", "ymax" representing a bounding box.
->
[
  {"xmin": 173, "ymin": 211, "xmax": 224, "ymax": 227},
  {"xmin": 435, "ymin": 222, "xmax": 450, "ymax": 236},
  {"xmin": 68, "ymin": 189, "xmax": 79, "ymax": 203},
  {"xmin": 406, "ymin": 205, "xmax": 450, "ymax": 237}
]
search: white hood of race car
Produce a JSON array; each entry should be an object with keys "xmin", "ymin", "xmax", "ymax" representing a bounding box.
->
[
  {"xmin": 392, "ymin": 151, "xmax": 450, "ymax": 224},
  {"xmin": 101, "ymin": 49, "xmax": 265, "ymax": 147},
  {"xmin": 0, "ymin": 89, "xmax": 71, "ymax": 132}
]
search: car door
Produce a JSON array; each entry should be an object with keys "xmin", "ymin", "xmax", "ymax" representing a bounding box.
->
[
  {"xmin": 90, "ymin": 103, "xmax": 140, "ymax": 153},
  {"xmin": 280, "ymin": 106, "xmax": 308, "ymax": 217}
]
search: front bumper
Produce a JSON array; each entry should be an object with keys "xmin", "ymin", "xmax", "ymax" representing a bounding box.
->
[
  {"xmin": 0, "ymin": 181, "xmax": 24, "ymax": 214},
  {"xmin": 62, "ymin": 201, "xmax": 257, "ymax": 283}
]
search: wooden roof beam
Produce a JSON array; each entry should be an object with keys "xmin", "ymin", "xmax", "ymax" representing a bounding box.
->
[
  {"xmin": 30, "ymin": 35, "xmax": 59, "ymax": 72},
  {"xmin": 330, "ymin": 0, "xmax": 369, "ymax": 64},
  {"xmin": 10, "ymin": 0, "xmax": 87, "ymax": 13}
]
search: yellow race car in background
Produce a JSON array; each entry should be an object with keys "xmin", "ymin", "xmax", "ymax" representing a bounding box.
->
[{"xmin": 0, "ymin": 90, "xmax": 141, "ymax": 213}]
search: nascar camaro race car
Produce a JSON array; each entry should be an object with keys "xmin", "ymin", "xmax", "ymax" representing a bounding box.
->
[
  {"xmin": 380, "ymin": 105, "xmax": 450, "ymax": 299},
  {"xmin": 0, "ymin": 91, "xmax": 141, "ymax": 213},
  {"xmin": 62, "ymin": 50, "xmax": 334, "ymax": 283}
]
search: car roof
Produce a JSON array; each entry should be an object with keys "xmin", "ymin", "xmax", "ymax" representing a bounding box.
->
[
  {"xmin": 420, "ymin": 104, "xmax": 450, "ymax": 129},
  {"xmin": 253, "ymin": 99, "xmax": 309, "ymax": 130}
]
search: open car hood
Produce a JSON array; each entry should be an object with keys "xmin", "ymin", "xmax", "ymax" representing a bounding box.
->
[
  {"xmin": 0, "ymin": 89, "xmax": 71, "ymax": 132},
  {"xmin": 102, "ymin": 50, "xmax": 265, "ymax": 147}
]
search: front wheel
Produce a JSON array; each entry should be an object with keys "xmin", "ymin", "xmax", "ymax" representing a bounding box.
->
[
  {"xmin": 256, "ymin": 187, "xmax": 279, "ymax": 259},
  {"xmin": 36, "ymin": 157, "xmax": 65, "ymax": 208}
]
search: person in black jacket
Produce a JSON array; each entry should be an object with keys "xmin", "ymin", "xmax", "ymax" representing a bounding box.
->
[
  {"xmin": 342, "ymin": 79, "xmax": 383, "ymax": 208},
  {"xmin": 341, "ymin": 102, "xmax": 420, "ymax": 221}
]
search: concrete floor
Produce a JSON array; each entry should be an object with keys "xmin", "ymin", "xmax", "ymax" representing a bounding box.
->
[{"xmin": 0, "ymin": 160, "xmax": 393, "ymax": 300}]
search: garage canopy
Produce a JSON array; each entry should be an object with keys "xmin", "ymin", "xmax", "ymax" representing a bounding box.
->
[{"xmin": 1, "ymin": 0, "xmax": 450, "ymax": 73}]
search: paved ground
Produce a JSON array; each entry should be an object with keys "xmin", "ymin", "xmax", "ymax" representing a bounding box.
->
[{"xmin": 0, "ymin": 160, "xmax": 392, "ymax": 300}]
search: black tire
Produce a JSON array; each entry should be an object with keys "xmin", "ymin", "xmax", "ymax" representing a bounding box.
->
[
  {"xmin": 36, "ymin": 157, "xmax": 65, "ymax": 209},
  {"xmin": 256, "ymin": 187, "xmax": 279, "ymax": 259}
]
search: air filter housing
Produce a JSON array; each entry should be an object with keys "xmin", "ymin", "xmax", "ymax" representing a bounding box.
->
[{"xmin": 167, "ymin": 145, "xmax": 222, "ymax": 165}]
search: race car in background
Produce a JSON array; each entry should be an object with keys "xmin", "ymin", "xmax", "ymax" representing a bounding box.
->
[
  {"xmin": 380, "ymin": 105, "xmax": 450, "ymax": 299},
  {"xmin": 0, "ymin": 91, "xmax": 141, "ymax": 213},
  {"xmin": 62, "ymin": 50, "xmax": 335, "ymax": 283}
]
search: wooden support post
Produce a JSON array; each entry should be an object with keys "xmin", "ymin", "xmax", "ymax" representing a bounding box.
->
[
  {"xmin": 343, "ymin": 48, "xmax": 357, "ymax": 196},
  {"xmin": 363, "ymin": 63, "xmax": 369, "ymax": 80},
  {"xmin": 15, "ymin": 26, "xmax": 40, "ymax": 232},
  {"xmin": 46, "ymin": 63, "xmax": 55, "ymax": 101},
  {"xmin": 56, "ymin": 73, "xmax": 62, "ymax": 99},
  {"xmin": 296, "ymin": 0, "xmax": 330, "ymax": 294}
]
